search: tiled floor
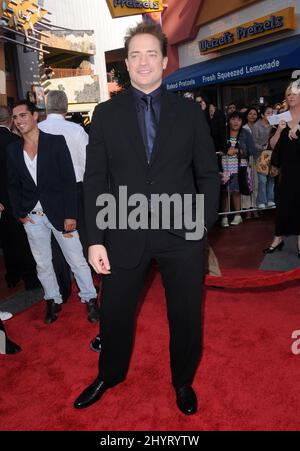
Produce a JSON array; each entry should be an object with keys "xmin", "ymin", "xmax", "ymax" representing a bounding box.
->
[{"xmin": 0, "ymin": 247, "xmax": 43, "ymax": 315}]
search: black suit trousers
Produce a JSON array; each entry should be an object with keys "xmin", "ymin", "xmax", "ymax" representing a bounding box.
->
[
  {"xmin": 98, "ymin": 229, "xmax": 205, "ymax": 389},
  {"xmin": 76, "ymin": 182, "xmax": 88, "ymax": 260},
  {"xmin": 0, "ymin": 212, "xmax": 37, "ymax": 286}
]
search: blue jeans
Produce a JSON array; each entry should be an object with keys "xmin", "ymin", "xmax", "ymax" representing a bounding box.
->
[
  {"xmin": 256, "ymin": 173, "xmax": 274, "ymax": 206},
  {"xmin": 23, "ymin": 214, "xmax": 97, "ymax": 304}
]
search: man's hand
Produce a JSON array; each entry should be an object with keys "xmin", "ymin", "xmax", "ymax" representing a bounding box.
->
[
  {"xmin": 89, "ymin": 244, "xmax": 111, "ymax": 275},
  {"xmin": 19, "ymin": 216, "xmax": 35, "ymax": 224},
  {"xmin": 0, "ymin": 203, "xmax": 4, "ymax": 212},
  {"xmin": 64, "ymin": 218, "xmax": 77, "ymax": 231}
]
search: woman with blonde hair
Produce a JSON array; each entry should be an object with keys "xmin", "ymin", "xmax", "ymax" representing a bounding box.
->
[{"xmin": 264, "ymin": 82, "xmax": 300, "ymax": 255}]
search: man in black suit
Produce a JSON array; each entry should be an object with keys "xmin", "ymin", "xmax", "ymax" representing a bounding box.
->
[
  {"xmin": 0, "ymin": 106, "xmax": 39, "ymax": 290},
  {"xmin": 7, "ymin": 100, "xmax": 97, "ymax": 324},
  {"xmin": 74, "ymin": 22, "xmax": 220, "ymax": 415}
]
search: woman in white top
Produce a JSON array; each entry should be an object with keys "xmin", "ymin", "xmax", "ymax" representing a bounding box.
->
[{"xmin": 252, "ymin": 106, "xmax": 274, "ymax": 209}]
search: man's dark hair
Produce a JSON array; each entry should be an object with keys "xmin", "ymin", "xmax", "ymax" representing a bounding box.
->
[
  {"xmin": 124, "ymin": 21, "xmax": 168, "ymax": 58},
  {"xmin": 13, "ymin": 99, "xmax": 38, "ymax": 115}
]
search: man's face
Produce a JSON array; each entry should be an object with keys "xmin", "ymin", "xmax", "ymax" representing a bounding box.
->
[
  {"xmin": 227, "ymin": 104, "xmax": 236, "ymax": 114},
  {"xmin": 12, "ymin": 105, "xmax": 38, "ymax": 136},
  {"xmin": 125, "ymin": 33, "xmax": 168, "ymax": 94},
  {"xmin": 209, "ymin": 104, "xmax": 216, "ymax": 115}
]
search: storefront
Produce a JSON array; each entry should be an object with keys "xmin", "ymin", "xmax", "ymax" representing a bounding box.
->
[
  {"xmin": 106, "ymin": 0, "xmax": 163, "ymax": 18},
  {"xmin": 163, "ymin": 3, "xmax": 300, "ymax": 110},
  {"xmin": 0, "ymin": 0, "xmax": 49, "ymax": 106},
  {"xmin": 164, "ymin": 34, "xmax": 300, "ymax": 108}
]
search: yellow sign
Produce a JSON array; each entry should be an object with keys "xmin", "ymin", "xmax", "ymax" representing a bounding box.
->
[
  {"xmin": 0, "ymin": 1, "xmax": 48, "ymax": 31},
  {"xmin": 106, "ymin": 0, "xmax": 163, "ymax": 18},
  {"xmin": 199, "ymin": 7, "xmax": 295, "ymax": 54}
]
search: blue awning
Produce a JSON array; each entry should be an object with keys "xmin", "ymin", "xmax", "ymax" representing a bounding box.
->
[{"xmin": 163, "ymin": 35, "xmax": 300, "ymax": 91}]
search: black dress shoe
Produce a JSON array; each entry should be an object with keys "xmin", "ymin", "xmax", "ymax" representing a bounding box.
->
[
  {"xmin": 6, "ymin": 338, "xmax": 22, "ymax": 354},
  {"xmin": 263, "ymin": 240, "xmax": 284, "ymax": 254},
  {"xmin": 74, "ymin": 377, "xmax": 108, "ymax": 409},
  {"xmin": 44, "ymin": 300, "xmax": 62, "ymax": 324},
  {"xmin": 86, "ymin": 298, "xmax": 100, "ymax": 323},
  {"xmin": 175, "ymin": 385, "xmax": 198, "ymax": 415}
]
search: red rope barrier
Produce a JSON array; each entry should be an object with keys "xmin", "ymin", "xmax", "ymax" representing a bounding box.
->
[{"xmin": 205, "ymin": 267, "xmax": 300, "ymax": 289}]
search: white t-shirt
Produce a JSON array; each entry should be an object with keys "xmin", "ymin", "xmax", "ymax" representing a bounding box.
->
[
  {"xmin": 38, "ymin": 114, "xmax": 88, "ymax": 182},
  {"xmin": 23, "ymin": 150, "xmax": 43, "ymax": 211}
]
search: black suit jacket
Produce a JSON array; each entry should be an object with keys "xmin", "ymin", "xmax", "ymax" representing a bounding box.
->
[
  {"xmin": 7, "ymin": 130, "xmax": 77, "ymax": 231},
  {"xmin": 84, "ymin": 88, "xmax": 220, "ymax": 268},
  {"xmin": 0, "ymin": 127, "xmax": 20, "ymax": 212}
]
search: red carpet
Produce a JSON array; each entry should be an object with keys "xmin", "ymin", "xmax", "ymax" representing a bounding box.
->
[{"xmin": 1, "ymin": 270, "xmax": 300, "ymax": 431}]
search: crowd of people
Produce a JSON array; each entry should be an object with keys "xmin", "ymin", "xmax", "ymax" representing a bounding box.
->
[
  {"xmin": 0, "ymin": 91, "xmax": 100, "ymax": 354},
  {"xmin": 184, "ymin": 87, "xmax": 300, "ymax": 248},
  {"xmin": 0, "ymin": 21, "xmax": 300, "ymax": 416}
]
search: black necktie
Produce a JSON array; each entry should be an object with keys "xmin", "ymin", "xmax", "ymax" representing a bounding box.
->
[{"xmin": 142, "ymin": 94, "xmax": 157, "ymax": 162}]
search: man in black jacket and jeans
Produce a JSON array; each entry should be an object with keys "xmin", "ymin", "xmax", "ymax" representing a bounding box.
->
[
  {"xmin": 0, "ymin": 105, "xmax": 39, "ymax": 290},
  {"xmin": 7, "ymin": 100, "xmax": 97, "ymax": 324}
]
